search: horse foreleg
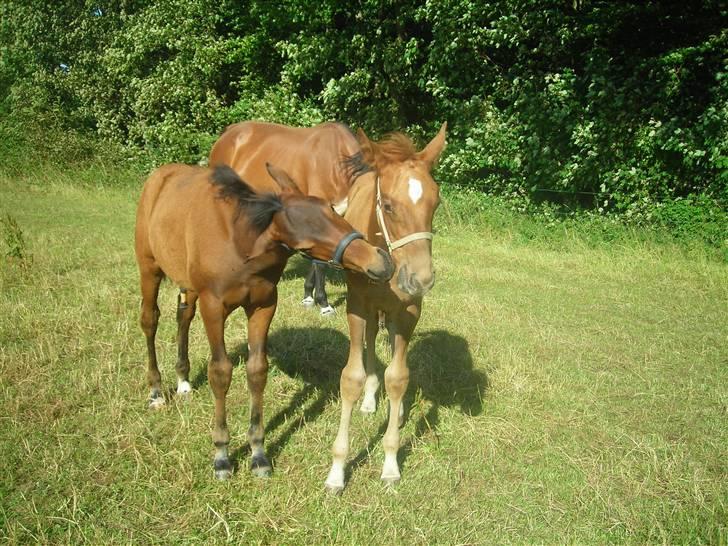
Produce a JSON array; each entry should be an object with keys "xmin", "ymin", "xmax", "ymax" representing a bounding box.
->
[
  {"xmin": 139, "ymin": 267, "xmax": 164, "ymax": 409},
  {"xmin": 199, "ymin": 294, "xmax": 234, "ymax": 480},
  {"xmin": 381, "ymin": 303, "xmax": 420, "ymax": 484},
  {"xmin": 325, "ymin": 309, "xmax": 368, "ymax": 493},
  {"xmin": 244, "ymin": 300, "xmax": 277, "ymax": 477},
  {"xmin": 360, "ymin": 315, "xmax": 380, "ymax": 414},
  {"xmin": 175, "ymin": 289, "xmax": 198, "ymax": 395}
]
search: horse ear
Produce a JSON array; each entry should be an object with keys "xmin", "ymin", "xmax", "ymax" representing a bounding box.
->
[
  {"xmin": 356, "ymin": 128, "xmax": 377, "ymax": 167},
  {"xmin": 246, "ymin": 229, "xmax": 276, "ymax": 262},
  {"xmin": 266, "ymin": 163, "xmax": 302, "ymax": 194},
  {"xmin": 416, "ymin": 122, "xmax": 447, "ymax": 168}
]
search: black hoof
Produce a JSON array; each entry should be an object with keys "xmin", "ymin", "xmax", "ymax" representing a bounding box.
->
[
  {"xmin": 214, "ymin": 457, "xmax": 233, "ymax": 480},
  {"xmin": 251, "ymin": 454, "xmax": 272, "ymax": 478}
]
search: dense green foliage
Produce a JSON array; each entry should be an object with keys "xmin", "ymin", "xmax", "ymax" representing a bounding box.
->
[{"xmin": 1, "ymin": 1, "xmax": 726, "ymax": 221}]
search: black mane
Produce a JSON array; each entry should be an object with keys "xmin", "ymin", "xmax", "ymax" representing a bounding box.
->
[
  {"xmin": 210, "ymin": 165, "xmax": 282, "ymax": 231},
  {"xmin": 340, "ymin": 151, "xmax": 373, "ymax": 185}
]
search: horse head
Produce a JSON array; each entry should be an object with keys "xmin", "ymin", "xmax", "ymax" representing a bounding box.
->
[{"xmin": 357, "ymin": 123, "xmax": 446, "ymax": 298}]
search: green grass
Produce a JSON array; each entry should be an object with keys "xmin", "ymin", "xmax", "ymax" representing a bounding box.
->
[{"xmin": 1, "ymin": 167, "xmax": 726, "ymax": 544}]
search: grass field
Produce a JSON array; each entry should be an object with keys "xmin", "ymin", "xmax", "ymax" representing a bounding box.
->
[{"xmin": 1, "ymin": 167, "xmax": 726, "ymax": 544}]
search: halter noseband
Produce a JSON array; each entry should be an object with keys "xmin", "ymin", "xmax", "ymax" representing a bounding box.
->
[
  {"xmin": 375, "ymin": 177, "xmax": 434, "ymax": 253},
  {"xmin": 286, "ymin": 230, "xmax": 364, "ymax": 270}
]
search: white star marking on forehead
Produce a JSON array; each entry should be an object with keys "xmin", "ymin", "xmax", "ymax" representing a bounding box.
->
[{"xmin": 408, "ymin": 178, "xmax": 423, "ymax": 204}]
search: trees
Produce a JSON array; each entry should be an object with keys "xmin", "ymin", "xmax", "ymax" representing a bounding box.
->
[{"xmin": 1, "ymin": 0, "xmax": 725, "ymax": 208}]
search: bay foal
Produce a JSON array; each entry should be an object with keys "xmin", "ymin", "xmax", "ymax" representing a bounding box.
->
[
  {"xmin": 135, "ymin": 164, "xmax": 393, "ymax": 478},
  {"xmin": 325, "ymin": 124, "xmax": 447, "ymax": 493}
]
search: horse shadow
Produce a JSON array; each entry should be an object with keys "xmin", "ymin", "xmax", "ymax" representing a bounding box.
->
[
  {"xmin": 219, "ymin": 324, "xmax": 487, "ymax": 482},
  {"xmin": 346, "ymin": 329, "xmax": 488, "ymax": 479},
  {"xmin": 228, "ymin": 327, "xmax": 347, "ymax": 469}
]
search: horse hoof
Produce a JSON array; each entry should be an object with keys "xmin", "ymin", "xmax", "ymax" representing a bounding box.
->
[
  {"xmin": 176, "ymin": 381, "xmax": 192, "ymax": 395},
  {"xmin": 301, "ymin": 296, "xmax": 315, "ymax": 308},
  {"xmin": 381, "ymin": 474, "xmax": 401, "ymax": 486},
  {"xmin": 251, "ymin": 455, "xmax": 272, "ymax": 478},
  {"xmin": 214, "ymin": 458, "xmax": 233, "ymax": 480},
  {"xmin": 215, "ymin": 468, "xmax": 233, "ymax": 480},
  {"xmin": 324, "ymin": 482, "xmax": 344, "ymax": 495},
  {"xmin": 320, "ymin": 305, "xmax": 335, "ymax": 316},
  {"xmin": 148, "ymin": 396, "xmax": 166, "ymax": 410}
]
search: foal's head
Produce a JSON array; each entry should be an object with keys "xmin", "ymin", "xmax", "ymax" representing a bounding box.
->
[
  {"xmin": 357, "ymin": 123, "xmax": 446, "ymax": 297},
  {"xmin": 244, "ymin": 164, "xmax": 394, "ymax": 281}
]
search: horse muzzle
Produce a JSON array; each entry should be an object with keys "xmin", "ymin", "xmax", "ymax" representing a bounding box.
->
[
  {"xmin": 396, "ymin": 264, "xmax": 435, "ymax": 297},
  {"xmin": 365, "ymin": 248, "xmax": 394, "ymax": 282}
]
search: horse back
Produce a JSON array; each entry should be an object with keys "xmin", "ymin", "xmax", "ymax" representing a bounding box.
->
[
  {"xmin": 135, "ymin": 164, "xmax": 241, "ymax": 288},
  {"xmin": 209, "ymin": 121, "xmax": 360, "ymax": 203}
]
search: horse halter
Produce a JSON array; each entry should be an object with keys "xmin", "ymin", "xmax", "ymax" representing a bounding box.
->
[
  {"xmin": 375, "ymin": 177, "xmax": 434, "ymax": 253},
  {"xmin": 284, "ymin": 230, "xmax": 364, "ymax": 270}
]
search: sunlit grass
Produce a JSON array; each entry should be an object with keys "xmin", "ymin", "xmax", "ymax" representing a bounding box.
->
[{"xmin": 1, "ymin": 170, "xmax": 726, "ymax": 544}]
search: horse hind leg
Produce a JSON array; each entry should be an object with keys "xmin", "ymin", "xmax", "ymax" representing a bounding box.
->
[
  {"xmin": 139, "ymin": 266, "xmax": 165, "ymax": 409},
  {"xmin": 175, "ymin": 289, "xmax": 198, "ymax": 395}
]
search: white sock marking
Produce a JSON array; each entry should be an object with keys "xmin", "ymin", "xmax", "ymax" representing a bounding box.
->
[{"xmin": 408, "ymin": 178, "xmax": 423, "ymax": 204}]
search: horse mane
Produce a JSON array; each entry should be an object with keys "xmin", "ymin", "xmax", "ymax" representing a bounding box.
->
[
  {"xmin": 210, "ymin": 165, "xmax": 282, "ymax": 231},
  {"xmin": 341, "ymin": 131, "xmax": 418, "ymax": 183},
  {"xmin": 340, "ymin": 151, "xmax": 373, "ymax": 185},
  {"xmin": 369, "ymin": 132, "xmax": 418, "ymax": 164}
]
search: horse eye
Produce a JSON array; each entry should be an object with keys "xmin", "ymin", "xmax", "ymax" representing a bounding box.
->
[{"xmin": 383, "ymin": 203, "xmax": 394, "ymax": 214}]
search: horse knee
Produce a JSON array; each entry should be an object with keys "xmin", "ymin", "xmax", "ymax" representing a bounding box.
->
[
  {"xmin": 208, "ymin": 358, "xmax": 232, "ymax": 396},
  {"xmin": 384, "ymin": 367, "xmax": 409, "ymax": 399},
  {"xmin": 340, "ymin": 364, "xmax": 366, "ymax": 401},
  {"xmin": 140, "ymin": 305, "xmax": 160, "ymax": 335}
]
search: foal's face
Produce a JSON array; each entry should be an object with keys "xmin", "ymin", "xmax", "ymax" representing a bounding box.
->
[
  {"xmin": 276, "ymin": 195, "xmax": 394, "ymax": 281},
  {"xmin": 379, "ymin": 160, "xmax": 440, "ymax": 297}
]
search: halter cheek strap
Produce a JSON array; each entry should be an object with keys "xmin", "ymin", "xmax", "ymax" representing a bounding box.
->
[
  {"xmin": 285, "ymin": 230, "xmax": 364, "ymax": 270},
  {"xmin": 375, "ymin": 177, "xmax": 434, "ymax": 253},
  {"xmin": 328, "ymin": 230, "xmax": 364, "ymax": 269}
]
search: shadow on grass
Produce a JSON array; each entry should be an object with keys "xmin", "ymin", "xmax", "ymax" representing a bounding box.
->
[
  {"xmin": 229, "ymin": 327, "xmax": 346, "ymax": 471},
  {"xmin": 222, "ymin": 324, "xmax": 487, "ymax": 484},
  {"xmin": 347, "ymin": 329, "xmax": 488, "ymax": 479}
]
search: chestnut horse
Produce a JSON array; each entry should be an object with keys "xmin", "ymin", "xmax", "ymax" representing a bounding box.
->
[
  {"xmin": 324, "ymin": 123, "xmax": 447, "ymax": 493},
  {"xmin": 135, "ymin": 163, "xmax": 393, "ymax": 478},
  {"xmin": 209, "ymin": 122, "xmax": 363, "ymax": 315}
]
